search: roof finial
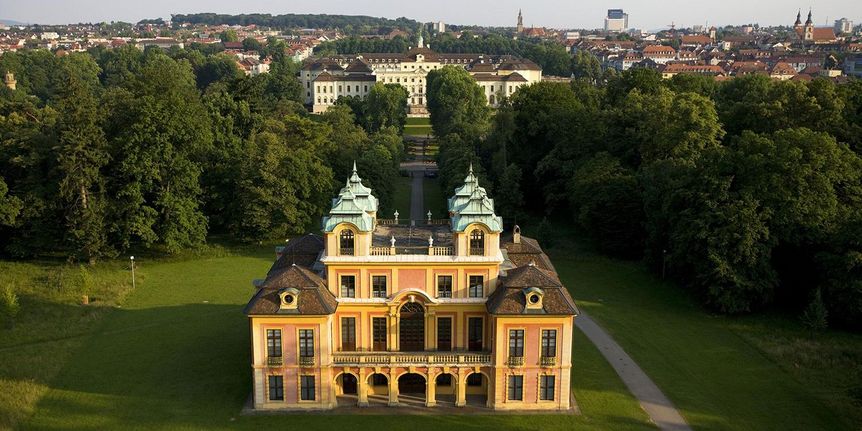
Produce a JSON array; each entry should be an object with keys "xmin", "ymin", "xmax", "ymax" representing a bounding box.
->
[
  {"xmin": 468, "ymin": 162, "xmax": 474, "ymax": 175},
  {"xmin": 352, "ymin": 160, "xmax": 357, "ymax": 173}
]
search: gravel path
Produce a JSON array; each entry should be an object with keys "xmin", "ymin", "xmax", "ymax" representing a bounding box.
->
[{"xmin": 576, "ymin": 312, "xmax": 693, "ymax": 431}]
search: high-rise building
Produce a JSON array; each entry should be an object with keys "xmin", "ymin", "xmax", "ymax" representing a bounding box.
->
[
  {"xmin": 835, "ymin": 18, "xmax": 853, "ymax": 34},
  {"xmin": 435, "ymin": 21, "xmax": 446, "ymax": 33},
  {"xmin": 604, "ymin": 9, "xmax": 629, "ymax": 32}
]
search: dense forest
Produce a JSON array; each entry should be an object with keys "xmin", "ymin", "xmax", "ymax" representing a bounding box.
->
[
  {"xmin": 171, "ymin": 13, "xmax": 418, "ymax": 35},
  {"xmin": 426, "ymin": 66, "xmax": 862, "ymax": 330},
  {"xmin": 0, "ymin": 47, "xmax": 407, "ymax": 261}
]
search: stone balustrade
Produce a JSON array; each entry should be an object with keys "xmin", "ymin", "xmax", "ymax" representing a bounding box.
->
[{"xmin": 332, "ymin": 351, "xmax": 491, "ymax": 366}]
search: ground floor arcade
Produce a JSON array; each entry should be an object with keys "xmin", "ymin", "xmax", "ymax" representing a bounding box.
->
[{"xmin": 333, "ymin": 366, "xmax": 492, "ymax": 408}]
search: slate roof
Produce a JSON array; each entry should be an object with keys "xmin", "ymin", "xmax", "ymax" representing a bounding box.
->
[
  {"xmin": 268, "ymin": 233, "xmax": 324, "ymax": 274},
  {"xmin": 486, "ymin": 262, "xmax": 577, "ymax": 316},
  {"xmin": 486, "ymin": 233, "xmax": 577, "ymax": 316},
  {"xmin": 500, "ymin": 234, "xmax": 556, "ymax": 272},
  {"xmin": 244, "ymin": 264, "xmax": 337, "ymax": 316}
]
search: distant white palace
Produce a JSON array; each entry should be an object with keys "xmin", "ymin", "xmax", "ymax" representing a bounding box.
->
[{"xmin": 300, "ymin": 35, "xmax": 542, "ymax": 115}]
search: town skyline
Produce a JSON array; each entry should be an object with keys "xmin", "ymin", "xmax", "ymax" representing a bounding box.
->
[{"xmin": 2, "ymin": 0, "xmax": 860, "ymax": 30}]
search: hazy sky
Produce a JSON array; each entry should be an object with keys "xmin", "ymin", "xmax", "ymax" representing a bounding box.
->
[{"xmin": 1, "ymin": 0, "xmax": 860, "ymax": 30}]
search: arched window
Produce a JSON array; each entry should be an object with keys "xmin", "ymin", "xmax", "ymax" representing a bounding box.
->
[
  {"xmin": 469, "ymin": 230, "xmax": 485, "ymax": 256},
  {"xmin": 339, "ymin": 230, "xmax": 355, "ymax": 256}
]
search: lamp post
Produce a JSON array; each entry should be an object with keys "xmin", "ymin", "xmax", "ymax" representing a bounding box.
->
[{"xmin": 130, "ymin": 256, "xmax": 136, "ymax": 290}]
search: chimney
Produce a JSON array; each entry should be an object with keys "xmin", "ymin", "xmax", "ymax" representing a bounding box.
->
[{"xmin": 513, "ymin": 225, "xmax": 521, "ymax": 244}]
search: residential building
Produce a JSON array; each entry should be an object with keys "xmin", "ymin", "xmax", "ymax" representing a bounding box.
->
[
  {"xmin": 244, "ymin": 166, "xmax": 577, "ymax": 411},
  {"xmin": 300, "ymin": 48, "xmax": 541, "ymax": 114},
  {"xmin": 835, "ymin": 18, "xmax": 853, "ymax": 35},
  {"xmin": 604, "ymin": 9, "xmax": 629, "ymax": 32},
  {"xmin": 642, "ymin": 45, "xmax": 677, "ymax": 64},
  {"xmin": 435, "ymin": 21, "xmax": 446, "ymax": 34},
  {"xmin": 134, "ymin": 37, "xmax": 184, "ymax": 50},
  {"xmin": 660, "ymin": 64, "xmax": 725, "ymax": 79},
  {"xmin": 845, "ymin": 55, "xmax": 862, "ymax": 78}
]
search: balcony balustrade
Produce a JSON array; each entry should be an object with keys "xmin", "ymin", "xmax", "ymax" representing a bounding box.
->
[
  {"xmin": 299, "ymin": 356, "xmax": 315, "ymax": 367},
  {"xmin": 332, "ymin": 351, "xmax": 491, "ymax": 366},
  {"xmin": 267, "ymin": 356, "xmax": 284, "ymax": 367},
  {"xmin": 507, "ymin": 356, "xmax": 525, "ymax": 367},
  {"xmin": 540, "ymin": 356, "xmax": 557, "ymax": 367}
]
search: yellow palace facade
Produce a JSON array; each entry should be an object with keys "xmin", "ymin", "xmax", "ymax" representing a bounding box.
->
[{"xmin": 244, "ymin": 166, "xmax": 577, "ymax": 411}]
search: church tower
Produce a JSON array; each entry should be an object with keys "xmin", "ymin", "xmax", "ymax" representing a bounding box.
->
[
  {"xmin": 804, "ymin": 9, "xmax": 814, "ymax": 41},
  {"xmin": 517, "ymin": 9, "xmax": 524, "ymax": 34},
  {"xmin": 793, "ymin": 9, "xmax": 802, "ymax": 30}
]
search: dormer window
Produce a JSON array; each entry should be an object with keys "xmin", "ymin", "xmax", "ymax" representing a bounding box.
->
[
  {"xmin": 469, "ymin": 229, "xmax": 485, "ymax": 256},
  {"xmin": 279, "ymin": 288, "xmax": 300, "ymax": 310},
  {"xmin": 524, "ymin": 287, "xmax": 544, "ymax": 310},
  {"xmin": 339, "ymin": 229, "xmax": 355, "ymax": 256}
]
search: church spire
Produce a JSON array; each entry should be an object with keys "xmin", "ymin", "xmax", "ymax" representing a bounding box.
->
[
  {"xmin": 516, "ymin": 9, "xmax": 524, "ymax": 33},
  {"xmin": 805, "ymin": 9, "xmax": 813, "ymax": 26},
  {"xmin": 794, "ymin": 9, "xmax": 802, "ymax": 27}
]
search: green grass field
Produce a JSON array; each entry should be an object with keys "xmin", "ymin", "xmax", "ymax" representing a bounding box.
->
[
  {"xmin": 3, "ymin": 216, "xmax": 861, "ymax": 430},
  {"xmin": 3, "ymin": 244, "xmax": 654, "ymax": 431},
  {"xmin": 404, "ymin": 117, "xmax": 433, "ymax": 137},
  {"xmin": 387, "ymin": 175, "xmax": 413, "ymax": 219},
  {"xmin": 423, "ymin": 177, "xmax": 447, "ymax": 219},
  {"xmin": 543, "ymin": 233, "xmax": 861, "ymax": 431}
]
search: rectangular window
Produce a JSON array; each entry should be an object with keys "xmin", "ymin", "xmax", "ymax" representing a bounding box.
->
[
  {"xmin": 508, "ymin": 375, "xmax": 523, "ymax": 401},
  {"xmin": 437, "ymin": 317, "xmax": 452, "ymax": 351},
  {"xmin": 372, "ymin": 275, "xmax": 387, "ymax": 298},
  {"xmin": 266, "ymin": 329, "xmax": 282, "ymax": 357},
  {"xmin": 268, "ymin": 375, "xmax": 284, "ymax": 401},
  {"xmin": 372, "ymin": 317, "xmax": 387, "ymax": 351},
  {"xmin": 300, "ymin": 375, "xmax": 316, "ymax": 401},
  {"xmin": 437, "ymin": 275, "xmax": 453, "ymax": 298},
  {"xmin": 540, "ymin": 375, "xmax": 555, "ymax": 401},
  {"xmin": 340, "ymin": 275, "xmax": 355, "ymax": 298},
  {"xmin": 468, "ymin": 317, "xmax": 483, "ymax": 351},
  {"xmin": 541, "ymin": 329, "xmax": 557, "ymax": 357},
  {"xmin": 341, "ymin": 317, "xmax": 356, "ymax": 351},
  {"xmin": 469, "ymin": 275, "xmax": 484, "ymax": 298},
  {"xmin": 299, "ymin": 329, "xmax": 314, "ymax": 358},
  {"xmin": 509, "ymin": 329, "xmax": 524, "ymax": 357}
]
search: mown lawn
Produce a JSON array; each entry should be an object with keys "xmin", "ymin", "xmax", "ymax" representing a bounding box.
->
[
  {"xmin": 6, "ymin": 242, "xmax": 653, "ymax": 430},
  {"xmin": 404, "ymin": 118, "xmax": 433, "ymax": 137},
  {"xmin": 388, "ymin": 175, "xmax": 413, "ymax": 218},
  {"xmin": 423, "ymin": 177, "xmax": 447, "ymax": 219},
  {"xmin": 545, "ymin": 235, "xmax": 861, "ymax": 431},
  {"xmin": 403, "ymin": 125, "xmax": 433, "ymax": 137}
]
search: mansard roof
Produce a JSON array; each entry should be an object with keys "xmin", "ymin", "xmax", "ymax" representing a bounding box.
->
[
  {"xmin": 487, "ymin": 262, "xmax": 577, "ymax": 316},
  {"xmin": 244, "ymin": 264, "xmax": 337, "ymax": 316},
  {"xmin": 447, "ymin": 165, "xmax": 503, "ymax": 233},
  {"xmin": 345, "ymin": 58, "xmax": 373, "ymax": 73},
  {"xmin": 268, "ymin": 233, "xmax": 324, "ymax": 274}
]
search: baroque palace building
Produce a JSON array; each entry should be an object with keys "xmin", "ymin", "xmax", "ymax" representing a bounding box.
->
[
  {"xmin": 300, "ymin": 35, "xmax": 542, "ymax": 114},
  {"xmin": 244, "ymin": 165, "xmax": 577, "ymax": 411}
]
